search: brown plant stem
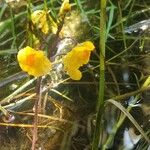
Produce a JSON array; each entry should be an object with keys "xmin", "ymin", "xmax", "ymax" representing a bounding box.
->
[
  {"xmin": 48, "ymin": 14, "xmax": 66, "ymax": 60},
  {"xmin": 31, "ymin": 77, "xmax": 42, "ymax": 150}
]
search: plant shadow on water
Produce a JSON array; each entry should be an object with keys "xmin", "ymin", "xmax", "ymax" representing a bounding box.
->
[{"xmin": 0, "ymin": 0, "xmax": 150, "ymax": 150}]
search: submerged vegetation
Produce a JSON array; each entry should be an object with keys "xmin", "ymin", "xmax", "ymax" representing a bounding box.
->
[{"xmin": 0, "ymin": 0, "xmax": 150, "ymax": 150}]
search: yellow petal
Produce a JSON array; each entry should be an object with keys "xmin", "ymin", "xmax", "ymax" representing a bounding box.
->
[
  {"xmin": 68, "ymin": 69, "xmax": 82, "ymax": 80},
  {"xmin": 17, "ymin": 46, "xmax": 51, "ymax": 77},
  {"xmin": 63, "ymin": 41, "xmax": 95, "ymax": 80},
  {"xmin": 81, "ymin": 41, "xmax": 95, "ymax": 51},
  {"xmin": 59, "ymin": 0, "xmax": 71, "ymax": 17}
]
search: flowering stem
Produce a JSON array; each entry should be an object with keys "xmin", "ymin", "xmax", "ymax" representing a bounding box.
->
[
  {"xmin": 32, "ymin": 77, "xmax": 42, "ymax": 150},
  {"xmin": 48, "ymin": 14, "xmax": 66, "ymax": 60}
]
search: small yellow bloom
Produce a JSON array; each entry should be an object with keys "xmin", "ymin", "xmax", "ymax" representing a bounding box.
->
[
  {"xmin": 17, "ymin": 46, "xmax": 51, "ymax": 77},
  {"xmin": 31, "ymin": 10, "xmax": 57, "ymax": 34},
  {"xmin": 63, "ymin": 41, "xmax": 95, "ymax": 80},
  {"xmin": 59, "ymin": 0, "xmax": 71, "ymax": 17}
]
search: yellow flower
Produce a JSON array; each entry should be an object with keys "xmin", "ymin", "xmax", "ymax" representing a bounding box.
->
[
  {"xmin": 31, "ymin": 10, "xmax": 57, "ymax": 34},
  {"xmin": 59, "ymin": 0, "xmax": 71, "ymax": 17},
  {"xmin": 63, "ymin": 41, "xmax": 95, "ymax": 80},
  {"xmin": 17, "ymin": 46, "xmax": 51, "ymax": 77}
]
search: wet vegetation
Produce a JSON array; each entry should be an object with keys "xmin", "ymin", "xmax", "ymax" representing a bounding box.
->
[{"xmin": 0, "ymin": 0, "xmax": 150, "ymax": 150}]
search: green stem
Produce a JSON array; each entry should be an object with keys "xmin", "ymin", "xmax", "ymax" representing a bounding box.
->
[
  {"xmin": 9, "ymin": 7, "xmax": 17, "ymax": 49},
  {"xmin": 92, "ymin": 0, "xmax": 107, "ymax": 149},
  {"xmin": 27, "ymin": 0, "xmax": 33, "ymax": 46}
]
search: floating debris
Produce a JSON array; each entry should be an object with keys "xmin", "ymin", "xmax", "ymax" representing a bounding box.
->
[{"xmin": 124, "ymin": 19, "xmax": 150, "ymax": 34}]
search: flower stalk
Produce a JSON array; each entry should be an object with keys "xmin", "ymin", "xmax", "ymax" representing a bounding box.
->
[{"xmin": 31, "ymin": 77, "xmax": 42, "ymax": 150}]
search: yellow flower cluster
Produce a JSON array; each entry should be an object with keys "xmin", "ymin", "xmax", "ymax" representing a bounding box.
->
[
  {"xmin": 17, "ymin": 41, "xmax": 94, "ymax": 79},
  {"xmin": 17, "ymin": 46, "xmax": 51, "ymax": 77},
  {"xmin": 31, "ymin": 10, "xmax": 57, "ymax": 34},
  {"xmin": 30, "ymin": 0, "xmax": 71, "ymax": 36},
  {"xmin": 63, "ymin": 41, "xmax": 95, "ymax": 80},
  {"xmin": 17, "ymin": 2, "xmax": 94, "ymax": 80}
]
